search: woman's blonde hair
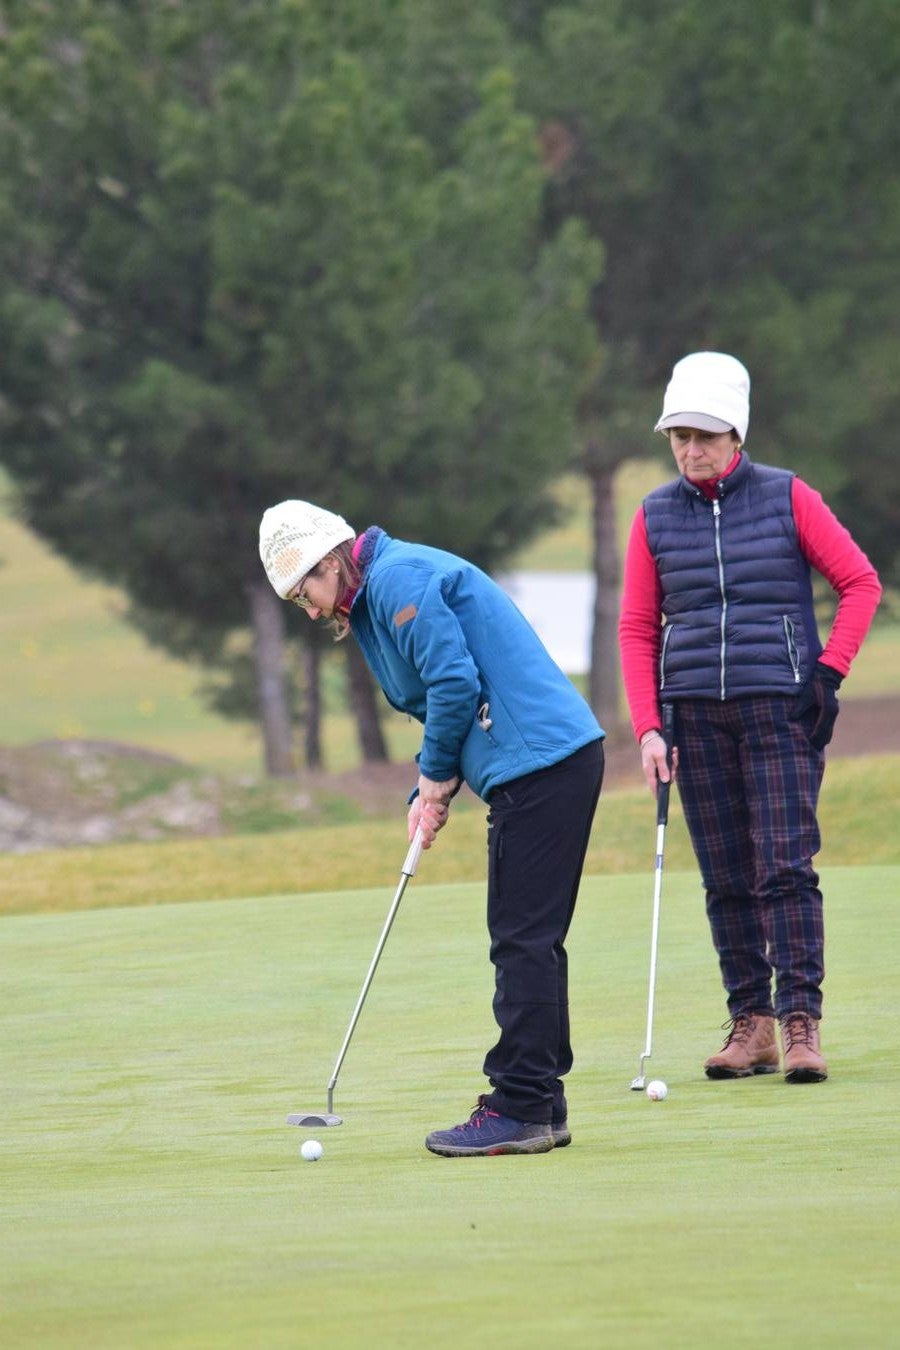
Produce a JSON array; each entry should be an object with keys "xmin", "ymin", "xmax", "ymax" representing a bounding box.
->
[{"xmin": 322, "ymin": 539, "xmax": 362, "ymax": 640}]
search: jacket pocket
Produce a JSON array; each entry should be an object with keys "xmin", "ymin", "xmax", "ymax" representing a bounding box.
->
[
  {"xmin": 659, "ymin": 623, "xmax": 674, "ymax": 690},
  {"xmin": 782, "ymin": 616, "xmax": 802, "ymax": 684}
]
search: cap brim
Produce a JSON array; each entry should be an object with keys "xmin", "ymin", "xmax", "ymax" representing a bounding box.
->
[{"xmin": 655, "ymin": 412, "xmax": 734, "ymax": 434}]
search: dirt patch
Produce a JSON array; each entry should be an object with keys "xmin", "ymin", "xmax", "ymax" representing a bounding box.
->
[
  {"xmin": 827, "ymin": 695, "xmax": 900, "ymax": 758},
  {"xmin": 0, "ymin": 740, "xmax": 313, "ymax": 853},
  {"xmin": 1, "ymin": 697, "xmax": 897, "ymax": 853}
]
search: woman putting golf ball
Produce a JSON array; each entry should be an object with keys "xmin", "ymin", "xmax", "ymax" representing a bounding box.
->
[{"xmin": 260, "ymin": 501, "xmax": 605, "ymax": 1157}]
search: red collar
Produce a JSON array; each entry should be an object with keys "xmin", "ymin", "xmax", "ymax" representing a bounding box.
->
[
  {"xmin": 336, "ymin": 531, "xmax": 366, "ymax": 613},
  {"xmin": 689, "ymin": 449, "xmax": 741, "ymax": 499}
]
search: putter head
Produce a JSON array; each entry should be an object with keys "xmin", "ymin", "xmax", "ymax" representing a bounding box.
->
[
  {"xmin": 287, "ymin": 1112, "xmax": 343, "ymax": 1128},
  {"xmin": 630, "ymin": 1048, "xmax": 652, "ymax": 1091}
]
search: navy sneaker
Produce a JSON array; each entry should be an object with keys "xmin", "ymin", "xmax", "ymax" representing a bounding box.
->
[
  {"xmin": 552, "ymin": 1119, "xmax": 572, "ymax": 1148},
  {"xmin": 425, "ymin": 1096, "xmax": 554, "ymax": 1157}
]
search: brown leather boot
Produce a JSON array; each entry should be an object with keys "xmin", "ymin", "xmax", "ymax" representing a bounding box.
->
[
  {"xmin": 704, "ymin": 1014, "xmax": 780, "ymax": 1079},
  {"xmin": 780, "ymin": 1013, "xmax": 828, "ymax": 1083}
]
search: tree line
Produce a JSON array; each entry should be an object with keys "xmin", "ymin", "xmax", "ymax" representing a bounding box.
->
[{"xmin": 1, "ymin": 0, "xmax": 897, "ymax": 774}]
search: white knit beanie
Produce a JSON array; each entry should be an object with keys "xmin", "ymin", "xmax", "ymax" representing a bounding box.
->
[
  {"xmin": 655, "ymin": 351, "xmax": 751, "ymax": 442},
  {"xmin": 259, "ymin": 500, "xmax": 355, "ymax": 599}
]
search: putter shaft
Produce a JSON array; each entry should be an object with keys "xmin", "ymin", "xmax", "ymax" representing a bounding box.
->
[
  {"xmin": 288, "ymin": 829, "xmax": 424, "ymax": 1127},
  {"xmin": 629, "ymin": 704, "xmax": 674, "ymax": 1091}
]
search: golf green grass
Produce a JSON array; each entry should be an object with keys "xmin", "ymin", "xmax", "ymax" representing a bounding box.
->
[{"xmin": 3, "ymin": 866, "xmax": 897, "ymax": 1348}]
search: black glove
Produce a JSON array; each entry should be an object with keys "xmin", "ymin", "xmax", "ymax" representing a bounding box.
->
[{"xmin": 790, "ymin": 661, "xmax": 843, "ymax": 750}]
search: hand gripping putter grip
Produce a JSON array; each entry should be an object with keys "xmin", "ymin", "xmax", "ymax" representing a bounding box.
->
[
  {"xmin": 287, "ymin": 828, "xmax": 425, "ymax": 1128},
  {"xmin": 630, "ymin": 704, "xmax": 675, "ymax": 1092}
]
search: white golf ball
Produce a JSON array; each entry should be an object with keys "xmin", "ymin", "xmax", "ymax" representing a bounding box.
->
[
  {"xmin": 300, "ymin": 1139, "xmax": 323, "ymax": 1162},
  {"xmin": 646, "ymin": 1079, "xmax": 668, "ymax": 1101}
]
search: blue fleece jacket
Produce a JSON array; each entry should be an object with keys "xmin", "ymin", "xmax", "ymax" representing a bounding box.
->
[{"xmin": 349, "ymin": 531, "xmax": 603, "ymax": 802}]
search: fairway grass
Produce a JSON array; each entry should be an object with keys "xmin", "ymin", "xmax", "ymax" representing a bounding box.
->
[
  {"xmin": 2, "ymin": 752, "xmax": 899, "ymax": 918},
  {"xmin": 2, "ymin": 868, "xmax": 898, "ymax": 1348}
]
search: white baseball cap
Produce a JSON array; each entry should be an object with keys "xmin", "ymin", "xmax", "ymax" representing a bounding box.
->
[
  {"xmin": 655, "ymin": 351, "xmax": 751, "ymax": 442},
  {"xmin": 259, "ymin": 500, "xmax": 355, "ymax": 599}
]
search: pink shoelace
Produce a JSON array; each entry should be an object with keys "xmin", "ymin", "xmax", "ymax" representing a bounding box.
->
[{"xmin": 455, "ymin": 1103, "xmax": 500, "ymax": 1131}]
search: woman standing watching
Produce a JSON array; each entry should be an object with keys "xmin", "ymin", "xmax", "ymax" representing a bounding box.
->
[
  {"xmin": 260, "ymin": 501, "xmax": 604, "ymax": 1154},
  {"xmin": 619, "ymin": 352, "xmax": 881, "ymax": 1083}
]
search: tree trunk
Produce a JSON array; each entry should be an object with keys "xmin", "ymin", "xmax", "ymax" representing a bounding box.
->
[
  {"xmin": 587, "ymin": 458, "xmax": 623, "ymax": 731},
  {"xmin": 345, "ymin": 639, "xmax": 389, "ymax": 762},
  {"xmin": 246, "ymin": 575, "xmax": 295, "ymax": 777},
  {"xmin": 302, "ymin": 642, "xmax": 323, "ymax": 768}
]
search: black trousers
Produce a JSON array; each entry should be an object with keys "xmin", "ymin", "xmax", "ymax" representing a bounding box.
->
[{"xmin": 481, "ymin": 739, "xmax": 604, "ymax": 1123}]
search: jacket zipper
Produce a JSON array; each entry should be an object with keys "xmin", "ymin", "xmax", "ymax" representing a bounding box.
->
[
  {"xmin": 659, "ymin": 623, "xmax": 673, "ymax": 690},
  {"xmin": 783, "ymin": 616, "xmax": 802, "ymax": 683},
  {"xmin": 713, "ymin": 498, "xmax": 727, "ymax": 700}
]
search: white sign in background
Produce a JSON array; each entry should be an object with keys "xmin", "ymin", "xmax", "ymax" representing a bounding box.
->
[{"xmin": 498, "ymin": 572, "xmax": 594, "ymax": 676}]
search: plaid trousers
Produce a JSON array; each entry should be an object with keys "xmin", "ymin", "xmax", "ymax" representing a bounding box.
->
[{"xmin": 674, "ymin": 696, "xmax": 826, "ymax": 1020}]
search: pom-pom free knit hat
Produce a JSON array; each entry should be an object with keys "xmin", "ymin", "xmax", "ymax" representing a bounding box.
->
[
  {"xmin": 259, "ymin": 500, "xmax": 355, "ymax": 599},
  {"xmin": 655, "ymin": 351, "xmax": 751, "ymax": 442}
]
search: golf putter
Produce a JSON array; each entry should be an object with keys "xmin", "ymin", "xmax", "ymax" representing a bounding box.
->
[
  {"xmin": 630, "ymin": 703, "xmax": 675, "ymax": 1091},
  {"xmin": 287, "ymin": 827, "xmax": 425, "ymax": 1128}
]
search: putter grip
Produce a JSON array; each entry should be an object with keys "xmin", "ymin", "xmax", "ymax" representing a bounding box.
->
[
  {"xmin": 402, "ymin": 827, "xmax": 424, "ymax": 877},
  {"xmin": 656, "ymin": 777, "xmax": 670, "ymax": 827},
  {"xmin": 656, "ymin": 703, "xmax": 675, "ymax": 827}
]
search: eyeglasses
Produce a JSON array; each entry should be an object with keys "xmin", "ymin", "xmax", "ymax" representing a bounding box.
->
[
  {"xmin": 288, "ymin": 561, "xmax": 325, "ymax": 610},
  {"xmin": 292, "ymin": 588, "xmax": 317, "ymax": 615}
]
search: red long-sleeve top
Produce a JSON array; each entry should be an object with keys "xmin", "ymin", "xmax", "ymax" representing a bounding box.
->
[{"xmin": 619, "ymin": 473, "xmax": 883, "ymax": 742}]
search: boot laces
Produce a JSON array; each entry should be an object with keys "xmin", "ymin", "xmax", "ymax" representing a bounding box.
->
[
  {"xmin": 781, "ymin": 1013, "xmax": 814, "ymax": 1050},
  {"xmin": 721, "ymin": 1014, "xmax": 757, "ymax": 1047}
]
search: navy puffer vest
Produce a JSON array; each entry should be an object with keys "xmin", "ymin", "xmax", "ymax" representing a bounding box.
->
[{"xmin": 643, "ymin": 453, "xmax": 822, "ymax": 701}]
